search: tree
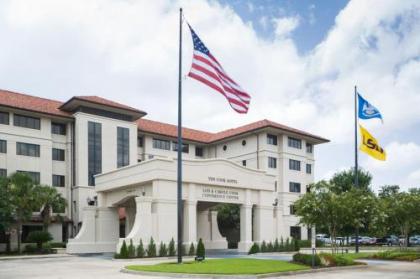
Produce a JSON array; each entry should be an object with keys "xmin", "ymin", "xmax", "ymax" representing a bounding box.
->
[
  {"xmin": 119, "ymin": 240, "xmax": 128, "ymax": 258},
  {"xmin": 0, "ymin": 176, "xmax": 14, "ymax": 252},
  {"xmin": 147, "ymin": 237, "xmax": 157, "ymax": 257},
  {"xmin": 330, "ymin": 168, "xmax": 372, "ymax": 194},
  {"xmin": 378, "ymin": 186, "xmax": 420, "ymax": 247},
  {"xmin": 188, "ymin": 242, "xmax": 195, "ymax": 256},
  {"xmin": 35, "ymin": 186, "xmax": 66, "ymax": 231},
  {"xmin": 136, "ymin": 239, "xmax": 145, "ymax": 258},
  {"xmin": 196, "ymin": 238, "xmax": 205, "ymax": 259},
  {"xmin": 159, "ymin": 242, "xmax": 167, "ymax": 257},
  {"xmin": 168, "ymin": 238, "xmax": 176, "ymax": 256},
  {"xmin": 9, "ymin": 173, "xmax": 44, "ymax": 253},
  {"xmin": 294, "ymin": 180, "xmax": 348, "ymax": 253}
]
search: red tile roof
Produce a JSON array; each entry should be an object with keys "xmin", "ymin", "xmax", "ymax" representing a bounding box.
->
[
  {"xmin": 137, "ymin": 119, "xmax": 214, "ymax": 142},
  {"xmin": 61, "ymin": 95, "xmax": 145, "ymax": 114},
  {"xmin": 0, "ymin": 89, "xmax": 328, "ymax": 143},
  {"xmin": 0, "ymin": 89, "xmax": 71, "ymax": 117},
  {"xmin": 137, "ymin": 118, "xmax": 329, "ymax": 143}
]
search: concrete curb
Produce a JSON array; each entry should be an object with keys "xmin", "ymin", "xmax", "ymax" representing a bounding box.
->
[
  {"xmin": 120, "ymin": 264, "xmax": 368, "ymax": 278},
  {"xmin": 0, "ymin": 253, "xmax": 74, "ymax": 261}
]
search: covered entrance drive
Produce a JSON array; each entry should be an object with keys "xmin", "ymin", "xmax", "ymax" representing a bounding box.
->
[{"xmin": 67, "ymin": 158, "xmax": 276, "ymax": 254}]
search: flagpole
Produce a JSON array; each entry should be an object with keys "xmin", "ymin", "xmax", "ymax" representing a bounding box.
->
[
  {"xmin": 177, "ymin": 7, "xmax": 183, "ymax": 264},
  {"xmin": 354, "ymin": 85, "xmax": 360, "ymax": 253}
]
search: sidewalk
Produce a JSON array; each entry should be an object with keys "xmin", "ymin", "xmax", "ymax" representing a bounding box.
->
[{"xmin": 0, "ymin": 253, "xmax": 74, "ymax": 261}]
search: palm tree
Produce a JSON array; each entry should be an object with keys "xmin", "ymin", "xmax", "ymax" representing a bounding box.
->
[
  {"xmin": 9, "ymin": 173, "xmax": 42, "ymax": 253},
  {"xmin": 36, "ymin": 186, "xmax": 66, "ymax": 231}
]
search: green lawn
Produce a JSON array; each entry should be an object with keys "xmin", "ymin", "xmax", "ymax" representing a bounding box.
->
[
  {"xmin": 338, "ymin": 252, "xmax": 375, "ymax": 260},
  {"xmin": 126, "ymin": 258, "xmax": 309, "ymax": 275}
]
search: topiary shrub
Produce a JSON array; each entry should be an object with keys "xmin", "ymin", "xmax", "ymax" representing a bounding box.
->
[
  {"xmin": 267, "ymin": 242, "xmax": 274, "ymax": 252},
  {"xmin": 285, "ymin": 238, "xmax": 290, "ymax": 251},
  {"xmin": 137, "ymin": 239, "xmax": 145, "ymax": 258},
  {"xmin": 168, "ymin": 238, "xmax": 176, "ymax": 257},
  {"xmin": 196, "ymin": 238, "xmax": 205, "ymax": 259},
  {"xmin": 293, "ymin": 238, "xmax": 300, "ymax": 251},
  {"xmin": 248, "ymin": 242, "xmax": 260, "ymax": 254},
  {"xmin": 159, "ymin": 242, "xmax": 167, "ymax": 257},
  {"xmin": 27, "ymin": 231, "xmax": 53, "ymax": 251},
  {"xmin": 280, "ymin": 237, "xmax": 284, "ymax": 252},
  {"xmin": 293, "ymin": 253, "xmax": 321, "ymax": 266},
  {"xmin": 188, "ymin": 243, "xmax": 195, "ymax": 256},
  {"xmin": 274, "ymin": 238, "xmax": 280, "ymax": 252},
  {"xmin": 128, "ymin": 239, "xmax": 136, "ymax": 258},
  {"xmin": 119, "ymin": 240, "xmax": 128, "ymax": 259},
  {"xmin": 260, "ymin": 240, "xmax": 267, "ymax": 252},
  {"xmin": 147, "ymin": 237, "xmax": 157, "ymax": 257}
]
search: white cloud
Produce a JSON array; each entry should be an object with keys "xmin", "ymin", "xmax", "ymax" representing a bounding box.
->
[
  {"xmin": 0, "ymin": 0, "xmax": 419, "ymax": 191},
  {"xmin": 272, "ymin": 16, "xmax": 300, "ymax": 38}
]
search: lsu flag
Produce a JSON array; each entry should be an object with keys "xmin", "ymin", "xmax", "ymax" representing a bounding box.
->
[
  {"xmin": 359, "ymin": 125, "xmax": 386, "ymax": 161},
  {"xmin": 358, "ymin": 93, "xmax": 383, "ymax": 122}
]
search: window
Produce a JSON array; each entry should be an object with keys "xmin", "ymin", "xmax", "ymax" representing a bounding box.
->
[
  {"xmin": 306, "ymin": 164, "xmax": 312, "ymax": 174},
  {"xmin": 289, "ymin": 159, "xmax": 301, "ymax": 171},
  {"xmin": 0, "ymin": 169, "xmax": 7, "ymax": 177},
  {"xmin": 290, "ymin": 204, "xmax": 296, "ymax": 215},
  {"xmin": 52, "ymin": 148, "xmax": 65, "ymax": 161},
  {"xmin": 153, "ymin": 138, "xmax": 170, "ymax": 150},
  {"xmin": 172, "ymin": 141, "xmax": 189, "ymax": 153},
  {"xmin": 267, "ymin": 134, "xmax": 278, "ymax": 145},
  {"xmin": 52, "ymin": 175, "xmax": 65, "ymax": 187},
  {"xmin": 289, "ymin": 182, "xmax": 301, "ymax": 193},
  {"xmin": 268, "ymin": 157, "xmax": 277, "ymax": 168},
  {"xmin": 306, "ymin": 143, "xmax": 313, "ymax": 153},
  {"xmin": 0, "ymin": 112, "xmax": 9, "ymax": 125},
  {"xmin": 223, "ymin": 145, "xmax": 227, "ymax": 151},
  {"xmin": 0, "ymin": 140, "xmax": 6, "ymax": 153},
  {"xmin": 137, "ymin": 136, "xmax": 143, "ymax": 147},
  {"xmin": 195, "ymin": 146, "xmax": 203, "ymax": 157},
  {"xmin": 242, "ymin": 140, "xmax": 246, "ymax": 146},
  {"xmin": 88, "ymin": 122, "xmax": 102, "ymax": 186},
  {"xmin": 51, "ymin": 122, "xmax": 66, "ymax": 135},
  {"xmin": 288, "ymin": 137, "xmax": 302, "ymax": 149},
  {"xmin": 17, "ymin": 171, "xmax": 40, "ymax": 184},
  {"xmin": 13, "ymin": 114, "xmax": 40, "ymax": 130},
  {"xmin": 290, "ymin": 226, "xmax": 301, "ymax": 240},
  {"xmin": 242, "ymin": 160, "xmax": 246, "ymax": 166},
  {"xmin": 16, "ymin": 142, "xmax": 40, "ymax": 157},
  {"xmin": 306, "ymin": 185, "xmax": 311, "ymax": 193},
  {"xmin": 117, "ymin": 127, "xmax": 130, "ymax": 168}
]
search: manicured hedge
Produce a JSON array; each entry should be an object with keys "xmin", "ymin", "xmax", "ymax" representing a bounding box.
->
[{"xmin": 293, "ymin": 253, "xmax": 321, "ymax": 266}]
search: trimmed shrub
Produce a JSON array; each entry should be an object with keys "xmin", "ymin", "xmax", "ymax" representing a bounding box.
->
[
  {"xmin": 267, "ymin": 242, "xmax": 274, "ymax": 252},
  {"xmin": 27, "ymin": 231, "xmax": 53, "ymax": 251},
  {"xmin": 196, "ymin": 238, "xmax": 205, "ymax": 259},
  {"xmin": 319, "ymin": 253, "xmax": 355, "ymax": 266},
  {"xmin": 119, "ymin": 240, "xmax": 128, "ymax": 259},
  {"xmin": 128, "ymin": 239, "xmax": 136, "ymax": 258},
  {"xmin": 274, "ymin": 238, "xmax": 280, "ymax": 252},
  {"xmin": 293, "ymin": 253, "xmax": 321, "ymax": 267},
  {"xmin": 293, "ymin": 238, "xmax": 300, "ymax": 251},
  {"xmin": 260, "ymin": 241, "xmax": 267, "ymax": 252},
  {"xmin": 146, "ymin": 237, "xmax": 157, "ymax": 257},
  {"xmin": 285, "ymin": 238, "xmax": 290, "ymax": 251},
  {"xmin": 50, "ymin": 242, "xmax": 66, "ymax": 248},
  {"xmin": 280, "ymin": 237, "xmax": 285, "ymax": 252},
  {"xmin": 137, "ymin": 239, "xmax": 145, "ymax": 258},
  {"xmin": 159, "ymin": 242, "xmax": 167, "ymax": 257},
  {"xmin": 248, "ymin": 242, "xmax": 260, "ymax": 254},
  {"xmin": 168, "ymin": 238, "xmax": 176, "ymax": 257},
  {"xmin": 188, "ymin": 243, "xmax": 195, "ymax": 256}
]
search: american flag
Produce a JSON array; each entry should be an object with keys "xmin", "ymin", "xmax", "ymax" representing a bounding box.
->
[{"xmin": 187, "ymin": 24, "xmax": 251, "ymax": 114}]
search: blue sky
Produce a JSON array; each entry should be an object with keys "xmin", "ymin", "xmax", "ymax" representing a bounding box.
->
[{"xmin": 218, "ymin": 0, "xmax": 349, "ymax": 53}]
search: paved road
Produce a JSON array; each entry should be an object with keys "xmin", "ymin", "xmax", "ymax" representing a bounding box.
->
[{"xmin": 0, "ymin": 255, "xmax": 419, "ymax": 279}]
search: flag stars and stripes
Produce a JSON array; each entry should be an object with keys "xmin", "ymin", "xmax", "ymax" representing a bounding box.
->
[{"xmin": 187, "ymin": 24, "xmax": 251, "ymax": 114}]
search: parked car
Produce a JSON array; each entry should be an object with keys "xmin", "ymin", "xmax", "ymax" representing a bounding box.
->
[
  {"xmin": 409, "ymin": 236, "xmax": 420, "ymax": 245},
  {"xmin": 376, "ymin": 235, "xmax": 399, "ymax": 246}
]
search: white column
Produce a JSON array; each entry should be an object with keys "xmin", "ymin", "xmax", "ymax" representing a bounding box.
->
[
  {"xmin": 183, "ymin": 200, "xmax": 197, "ymax": 244},
  {"xmin": 254, "ymin": 205, "xmax": 274, "ymax": 243},
  {"xmin": 238, "ymin": 204, "xmax": 253, "ymax": 252}
]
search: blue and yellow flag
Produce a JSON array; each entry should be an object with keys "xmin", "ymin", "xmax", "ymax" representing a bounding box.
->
[
  {"xmin": 359, "ymin": 125, "xmax": 386, "ymax": 161},
  {"xmin": 358, "ymin": 93, "xmax": 383, "ymax": 122}
]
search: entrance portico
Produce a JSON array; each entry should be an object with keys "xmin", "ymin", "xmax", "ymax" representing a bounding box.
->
[{"xmin": 67, "ymin": 158, "xmax": 276, "ymax": 254}]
